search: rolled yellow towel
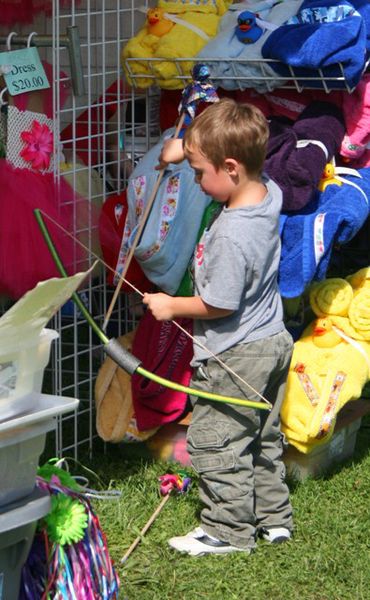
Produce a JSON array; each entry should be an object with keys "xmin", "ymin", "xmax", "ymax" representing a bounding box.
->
[
  {"xmin": 348, "ymin": 289, "xmax": 370, "ymax": 340},
  {"xmin": 150, "ymin": 13, "xmax": 220, "ymax": 88},
  {"xmin": 309, "ymin": 278, "xmax": 353, "ymax": 317},
  {"xmin": 330, "ymin": 315, "xmax": 365, "ymax": 340},
  {"xmin": 346, "ymin": 267, "xmax": 370, "ymax": 290}
]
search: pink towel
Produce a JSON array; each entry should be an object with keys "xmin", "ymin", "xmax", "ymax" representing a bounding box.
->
[
  {"xmin": 131, "ymin": 310, "xmax": 193, "ymax": 430},
  {"xmin": 235, "ymin": 88, "xmax": 343, "ymax": 121},
  {"xmin": 340, "ymin": 73, "xmax": 370, "ymax": 167}
]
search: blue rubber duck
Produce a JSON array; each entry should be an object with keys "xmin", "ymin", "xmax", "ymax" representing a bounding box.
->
[{"xmin": 235, "ymin": 11, "xmax": 263, "ymax": 44}]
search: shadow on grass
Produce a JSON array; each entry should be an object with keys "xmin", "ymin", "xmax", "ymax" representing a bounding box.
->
[{"xmin": 47, "ymin": 412, "xmax": 369, "ymax": 491}]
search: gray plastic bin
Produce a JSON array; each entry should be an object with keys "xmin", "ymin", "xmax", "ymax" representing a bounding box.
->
[
  {"xmin": 0, "ymin": 487, "xmax": 50, "ymax": 600},
  {"xmin": 0, "ymin": 419, "xmax": 54, "ymax": 508},
  {"xmin": 0, "ymin": 393, "xmax": 79, "ymax": 508}
]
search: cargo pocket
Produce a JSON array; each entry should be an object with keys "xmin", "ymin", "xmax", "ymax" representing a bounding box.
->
[
  {"xmin": 188, "ymin": 423, "xmax": 235, "ymax": 474},
  {"xmin": 189, "ymin": 423, "xmax": 238, "ymax": 502},
  {"xmin": 191, "ymin": 448, "xmax": 235, "ymax": 475}
]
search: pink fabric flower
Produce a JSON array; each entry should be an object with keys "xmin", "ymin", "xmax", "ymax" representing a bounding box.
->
[{"xmin": 20, "ymin": 120, "xmax": 53, "ymax": 170}]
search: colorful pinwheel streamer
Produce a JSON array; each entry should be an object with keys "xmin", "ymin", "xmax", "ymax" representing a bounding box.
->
[
  {"xmin": 177, "ymin": 63, "xmax": 219, "ymax": 134},
  {"xmin": 19, "ymin": 472, "xmax": 120, "ymax": 600},
  {"xmin": 158, "ymin": 471, "xmax": 191, "ymax": 496},
  {"xmin": 120, "ymin": 471, "xmax": 192, "ymax": 563}
]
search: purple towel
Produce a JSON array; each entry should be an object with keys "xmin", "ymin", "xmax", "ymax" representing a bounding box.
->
[{"xmin": 265, "ymin": 101, "xmax": 345, "ymax": 212}]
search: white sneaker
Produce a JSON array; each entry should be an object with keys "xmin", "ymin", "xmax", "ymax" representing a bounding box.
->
[
  {"xmin": 168, "ymin": 527, "xmax": 251, "ymax": 556},
  {"xmin": 260, "ymin": 527, "xmax": 291, "ymax": 544}
]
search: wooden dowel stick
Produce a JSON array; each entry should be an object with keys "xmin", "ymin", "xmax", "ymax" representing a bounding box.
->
[
  {"xmin": 120, "ymin": 494, "xmax": 170, "ymax": 563},
  {"xmin": 103, "ymin": 112, "xmax": 186, "ymax": 331}
]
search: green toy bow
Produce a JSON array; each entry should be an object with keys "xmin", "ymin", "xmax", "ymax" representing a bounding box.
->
[{"xmin": 35, "ymin": 209, "xmax": 270, "ymax": 412}]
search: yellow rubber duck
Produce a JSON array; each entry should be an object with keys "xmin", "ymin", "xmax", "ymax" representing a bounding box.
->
[
  {"xmin": 318, "ymin": 163, "xmax": 343, "ymax": 192},
  {"xmin": 311, "ymin": 317, "xmax": 344, "ymax": 348},
  {"xmin": 147, "ymin": 7, "xmax": 174, "ymax": 37}
]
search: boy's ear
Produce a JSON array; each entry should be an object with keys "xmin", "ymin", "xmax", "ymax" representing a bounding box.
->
[{"xmin": 224, "ymin": 158, "xmax": 239, "ymax": 176}]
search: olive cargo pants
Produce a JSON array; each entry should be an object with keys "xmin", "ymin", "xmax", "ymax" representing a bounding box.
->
[{"xmin": 187, "ymin": 330, "xmax": 294, "ymax": 550}]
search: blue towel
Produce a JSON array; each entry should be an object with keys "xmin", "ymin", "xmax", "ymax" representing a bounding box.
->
[
  {"xmin": 278, "ymin": 167, "xmax": 370, "ymax": 298},
  {"xmin": 352, "ymin": 0, "xmax": 370, "ymax": 52},
  {"xmin": 262, "ymin": 0, "xmax": 367, "ymax": 90},
  {"xmin": 117, "ymin": 129, "xmax": 211, "ymax": 295}
]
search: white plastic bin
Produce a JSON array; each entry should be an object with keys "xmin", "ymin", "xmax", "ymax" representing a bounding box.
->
[
  {"xmin": 283, "ymin": 418, "xmax": 363, "ymax": 481},
  {"xmin": 0, "ymin": 328, "xmax": 58, "ymax": 421}
]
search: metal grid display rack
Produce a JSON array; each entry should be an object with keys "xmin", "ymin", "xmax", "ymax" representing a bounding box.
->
[
  {"xmin": 48, "ymin": 0, "xmax": 162, "ymax": 458},
  {"xmin": 0, "ymin": 1, "xmax": 158, "ymax": 459}
]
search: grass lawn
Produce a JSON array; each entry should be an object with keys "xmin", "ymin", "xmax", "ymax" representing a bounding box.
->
[{"xmin": 72, "ymin": 415, "xmax": 370, "ymax": 600}]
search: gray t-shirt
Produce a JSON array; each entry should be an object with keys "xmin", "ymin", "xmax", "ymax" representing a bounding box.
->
[{"xmin": 192, "ymin": 175, "xmax": 284, "ymax": 366}]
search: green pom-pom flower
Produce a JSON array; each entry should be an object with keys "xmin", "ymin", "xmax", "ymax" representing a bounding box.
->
[
  {"xmin": 45, "ymin": 495, "xmax": 88, "ymax": 546},
  {"xmin": 37, "ymin": 463, "xmax": 81, "ymax": 491}
]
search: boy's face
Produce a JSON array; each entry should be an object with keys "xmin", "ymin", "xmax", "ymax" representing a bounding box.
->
[{"xmin": 185, "ymin": 146, "xmax": 233, "ymax": 203}]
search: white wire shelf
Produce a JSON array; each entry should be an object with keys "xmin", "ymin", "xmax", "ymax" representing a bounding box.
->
[{"xmin": 123, "ymin": 57, "xmax": 366, "ymax": 94}]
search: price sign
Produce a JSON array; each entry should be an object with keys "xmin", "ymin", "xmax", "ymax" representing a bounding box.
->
[{"xmin": 0, "ymin": 47, "xmax": 50, "ymax": 96}]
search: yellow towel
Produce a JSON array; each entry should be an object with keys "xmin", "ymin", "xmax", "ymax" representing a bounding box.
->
[
  {"xmin": 281, "ymin": 318, "xmax": 370, "ymax": 453},
  {"xmin": 150, "ymin": 13, "xmax": 221, "ymax": 88},
  {"xmin": 158, "ymin": 0, "xmax": 229, "ymax": 15},
  {"xmin": 327, "ymin": 294, "xmax": 370, "ymax": 342},
  {"xmin": 309, "ymin": 278, "xmax": 353, "ymax": 317},
  {"xmin": 329, "ymin": 315, "xmax": 366, "ymax": 340},
  {"xmin": 348, "ymin": 289, "xmax": 370, "ymax": 340},
  {"xmin": 282, "ymin": 267, "xmax": 370, "ymax": 453},
  {"xmin": 122, "ymin": 1, "xmax": 230, "ymax": 89},
  {"xmin": 346, "ymin": 267, "xmax": 370, "ymax": 290},
  {"xmin": 122, "ymin": 30, "xmax": 161, "ymax": 90},
  {"xmin": 308, "ymin": 267, "xmax": 370, "ymax": 340}
]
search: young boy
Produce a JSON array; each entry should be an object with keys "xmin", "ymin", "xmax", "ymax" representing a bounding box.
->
[{"xmin": 143, "ymin": 98, "xmax": 294, "ymax": 556}]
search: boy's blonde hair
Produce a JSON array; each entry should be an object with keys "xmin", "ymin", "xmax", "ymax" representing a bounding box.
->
[{"xmin": 183, "ymin": 98, "xmax": 269, "ymax": 177}]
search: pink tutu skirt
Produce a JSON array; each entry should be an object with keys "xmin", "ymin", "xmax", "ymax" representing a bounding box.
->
[
  {"xmin": 0, "ymin": 1, "xmax": 79, "ymax": 25},
  {"xmin": 0, "ymin": 161, "xmax": 95, "ymax": 299}
]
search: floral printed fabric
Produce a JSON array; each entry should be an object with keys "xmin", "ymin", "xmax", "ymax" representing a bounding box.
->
[
  {"xmin": 114, "ymin": 128, "xmax": 211, "ymax": 295},
  {"xmin": 287, "ymin": 5, "xmax": 358, "ymax": 25},
  {"xmin": 7, "ymin": 105, "xmax": 55, "ymax": 173},
  {"xmin": 114, "ymin": 173, "xmax": 181, "ymax": 273}
]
